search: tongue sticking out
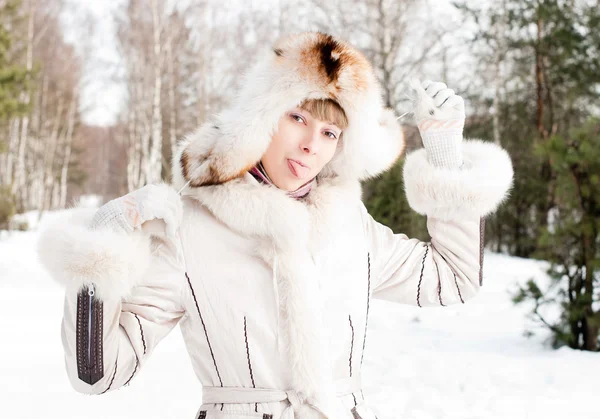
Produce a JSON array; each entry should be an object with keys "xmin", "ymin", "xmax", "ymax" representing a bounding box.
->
[{"xmin": 288, "ymin": 159, "xmax": 310, "ymax": 179}]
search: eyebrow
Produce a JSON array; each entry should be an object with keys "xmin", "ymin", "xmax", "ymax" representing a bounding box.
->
[{"xmin": 297, "ymin": 109, "xmax": 340, "ymax": 129}]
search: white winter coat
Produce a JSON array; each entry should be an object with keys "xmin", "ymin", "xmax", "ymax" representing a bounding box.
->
[{"xmin": 37, "ymin": 32, "xmax": 514, "ymax": 419}]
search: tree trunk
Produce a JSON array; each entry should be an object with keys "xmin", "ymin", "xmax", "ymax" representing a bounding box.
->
[
  {"xmin": 4, "ymin": 118, "xmax": 20, "ymax": 186},
  {"xmin": 59, "ymin": 94, "xmax": 77, "ymax": 209},
  {"xmin": 533, "ymin": 13, "xmax": 556, "ymax": 238},
  {"xmin": 41, "ymin": 92, "xmax": 63, "ymax": 213},
  {"xmin": 376, "ymin": 0, "xmax": 392, "ymax": 108},
  {"xmin": 166, "ymin": 32, "xmax": 178, "ymax": 168},
  {"xmin": 491, "ymin": 2, "xmax": 505, "ymax": 147},
  {"xmin": 535, "ymin": 17, "xmax": 545, "ymax": 140},
  {"xmin": 12, "ymin": 0, "xmax": 35, "ymax": 208},
  {"xmin": 148, "ymin": 0, "xmax": 163, "ymax": 184}
]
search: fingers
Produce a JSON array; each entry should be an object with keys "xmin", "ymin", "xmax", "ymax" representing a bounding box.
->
[
  {"xmin": 443, "ymin": 94, "xmax": 465, "ymax": 112},
  {"xmin": 422, "ymin": 80, "xmax": 456, "ymax": 107},
  {"xmin": 149, "ymin": 207, "xmax": 178, "ymax": 241},
  {"xmin": 159, "ymin": 193, "xmax": 183, "ymax": 240},
  {"xmin": 412, "ymin": 79, "xmax": 465, "ymax": 121},
  {"xmin": 162, "ymin": 185, "xmax": 184, "ymax": 225},
  {"xmin": 423, "ymin": 80, "xmax": 448, "ymax": 99},
  {"xmin": 165, "ymin": 219, "xmax": 178, "ymax": 241},
  {"xmin": 155, "ymin": 201, "xmax": 181, "ymax": 231},
  {"xmin": 433, "ymin": 88, "xmax": 455, "ymax": 108},
  {"xmin": 134, "ymin": 183, "xmax": 183, "ymax": 240}
]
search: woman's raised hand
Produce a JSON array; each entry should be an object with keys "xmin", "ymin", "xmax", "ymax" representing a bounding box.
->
[{"xmin": 411, "ymin": 79, "xmax": 465, "ymax": 169}]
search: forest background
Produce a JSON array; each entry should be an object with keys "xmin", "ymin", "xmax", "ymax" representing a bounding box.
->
[{"xmin": 0, "ymin": 0, "xmax": 599, "ymax": 352}]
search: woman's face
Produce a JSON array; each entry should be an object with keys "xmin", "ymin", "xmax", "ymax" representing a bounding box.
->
[{"xmin": 261, "ymin": 107, "xmax": 342, "ymax": 191}]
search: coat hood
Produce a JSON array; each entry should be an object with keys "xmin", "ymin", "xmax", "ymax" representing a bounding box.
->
[{"xmin": 173, "ymin": 31, "xmax": 404, "ymax": 192}]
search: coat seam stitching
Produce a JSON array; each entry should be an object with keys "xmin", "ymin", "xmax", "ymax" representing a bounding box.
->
[
  {"xmin": 361, "ymin": 252, "xmax": 371, "ymax": 367},
  {"xmin": 185, "ymin": 272, "xmax": 224, "ymax": 389},
  {"xmin": 431, "ymin": 243, "xmax": 465, "ymax": 304},
  {"xmin": 133, "ymin": 313, "xmax": 147, "ymax": 355},
  {"xmin": 243, "ymin": 316, "xmax": 258, "ymax": 413},
  {"xmin": 417, "ymin": 244, "xmax": 429, "ymax": 307},
  {"xmin": 431, "ymin": 251, "xmax": 446, "ymax": 307},
  {"xmin": 348, "ymin": 314, "xmax": 354, "ymax": 378},
  {"xmin": 123, "ymin": 355, "xmax": 139, "ymax": 387},
  {"xmin": 99, "ymin": 357, "xmax": 118, "ymax": 394},
  {"xmin": 479, "ymin": 217, "xmax": 486, "ymax": 286}
]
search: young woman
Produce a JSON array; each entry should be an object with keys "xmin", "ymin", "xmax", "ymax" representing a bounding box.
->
[{"xmin": 38, "ymin": 32, "xmax": 514, "ymax": 419}]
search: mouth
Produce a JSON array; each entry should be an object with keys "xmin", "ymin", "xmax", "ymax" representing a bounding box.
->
[
  {"xmin": 287, "ymin": 159, "xmax": 311, "ymax": 179},
  {"xmin": 289, "ymin": 159, "xmax": 309, "ymax": 169}
]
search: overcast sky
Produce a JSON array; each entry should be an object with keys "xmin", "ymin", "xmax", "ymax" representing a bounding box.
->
[{"xmin": 61, "ymin": 0, "xmax": 126, "ymax": 126}]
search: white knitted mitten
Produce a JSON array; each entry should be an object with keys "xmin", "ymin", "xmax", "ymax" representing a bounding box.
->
[
  {"xmin": 90, "ymin": 183, "xmax": 183, "ymax": 239},
  {"xmin": 411, "ymin": 79, "xmax": 466, "ymax": 169}
]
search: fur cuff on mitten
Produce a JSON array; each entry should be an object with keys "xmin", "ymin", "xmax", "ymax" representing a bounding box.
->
[
  {"xmin": 403, "ymin": 139, "xmax": 514, "ymax": 221},
  {"xmin": 37, "ymin": 206, "xmax": 152, "ymax": 301}
]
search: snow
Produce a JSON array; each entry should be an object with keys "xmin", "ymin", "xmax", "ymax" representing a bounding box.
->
[{"xmin": 0, "ymin": 212, "xmax": 597, "ymax": 419}]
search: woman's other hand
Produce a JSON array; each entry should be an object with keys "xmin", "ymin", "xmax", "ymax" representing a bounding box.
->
[
  {"xmin": 90, "ymin": 183, "xmax": 183, "ymax": 240},
  {"xmin": 411, "ymin": 79, "xmax": 465, "ymax": 169}
]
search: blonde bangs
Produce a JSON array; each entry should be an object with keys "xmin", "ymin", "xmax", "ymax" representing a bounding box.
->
[{"xmin": 299, "ymin": 99, "xmax": 348, "ymax": 131}]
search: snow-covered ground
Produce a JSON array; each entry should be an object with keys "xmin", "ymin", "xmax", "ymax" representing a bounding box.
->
[{"xmin": 0, "ymin": 210, "xmax": 597, "ymax": 419}]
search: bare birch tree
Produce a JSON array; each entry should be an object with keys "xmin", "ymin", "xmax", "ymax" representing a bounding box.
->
[
  {"xmin": 1, "ymin": 0, "xmax": 84, "ymax": 213},
  {"xmin": 117, "ymin": 0, "xmax": 169, "ymax": 189},
  {"xmin": 11, "ymin": 0, "xmax": 35, "ymax": 205}
]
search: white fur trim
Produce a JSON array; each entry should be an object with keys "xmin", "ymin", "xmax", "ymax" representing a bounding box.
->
[
  {"xmin": 403, "ymin": 139, "xmax": 514, "ymax": 220},
  {"xmin": 36, "ymin": 207, "xmax": 152, "ymax": 301}
]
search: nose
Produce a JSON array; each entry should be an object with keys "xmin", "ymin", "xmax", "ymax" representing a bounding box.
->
[{"xmin": 300, "ymin": 130, "xmax": 321, "ymax": 155}]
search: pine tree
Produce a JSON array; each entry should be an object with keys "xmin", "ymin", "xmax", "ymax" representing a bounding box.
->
[
  {"xmin": 363, "ymin": 158, "xmax": 428, "ymax": 240},
  {"xmin": 0, "ymin": 0, "xmax": 30, "ymax": 122},
  {"xmin": 514, "ymin": 119, "xmax": 600, "ymax": 350},
  {"xmin": 0, "ymin": 0, "xmax": 31, "ymax": 223},
  {"xmin": 456, "ymin": 0, "xmax": 600, "ymax": 350}
]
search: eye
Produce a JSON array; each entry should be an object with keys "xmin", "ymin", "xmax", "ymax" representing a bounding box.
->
[
  {"xmin": 290, "ymin": 113, "xmax": 305, "ymax": 123},
  {"xmin": 323, "ymin": 130, "xmax": 338, "ymax": 140}
]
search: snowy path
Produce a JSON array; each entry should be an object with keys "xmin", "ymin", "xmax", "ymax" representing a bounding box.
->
[{"xmin": 0, "ymin": 220, "xmax": 597, "ymax": 419}]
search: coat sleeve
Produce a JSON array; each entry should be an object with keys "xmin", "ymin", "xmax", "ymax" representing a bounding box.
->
[
  {"xmin": 362, "ymin": 139, "xmax": 513, "ymax": 307},
  {"xmin": 37, "ymin": 207, "xmax": 187, "ymax": 394}
]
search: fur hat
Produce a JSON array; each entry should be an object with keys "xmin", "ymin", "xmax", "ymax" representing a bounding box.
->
[{"xmin": 174, "ymin": 32, "xmax": 404, "ymax": 190}]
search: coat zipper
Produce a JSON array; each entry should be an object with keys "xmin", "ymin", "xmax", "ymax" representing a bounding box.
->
[
  {"xmin": 76, "ymin": 283, "xmax": 104, "ymax": 385},
  {"xmin": 87, "ymin": 284, "xmax": 94, "ymax": 369}
]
